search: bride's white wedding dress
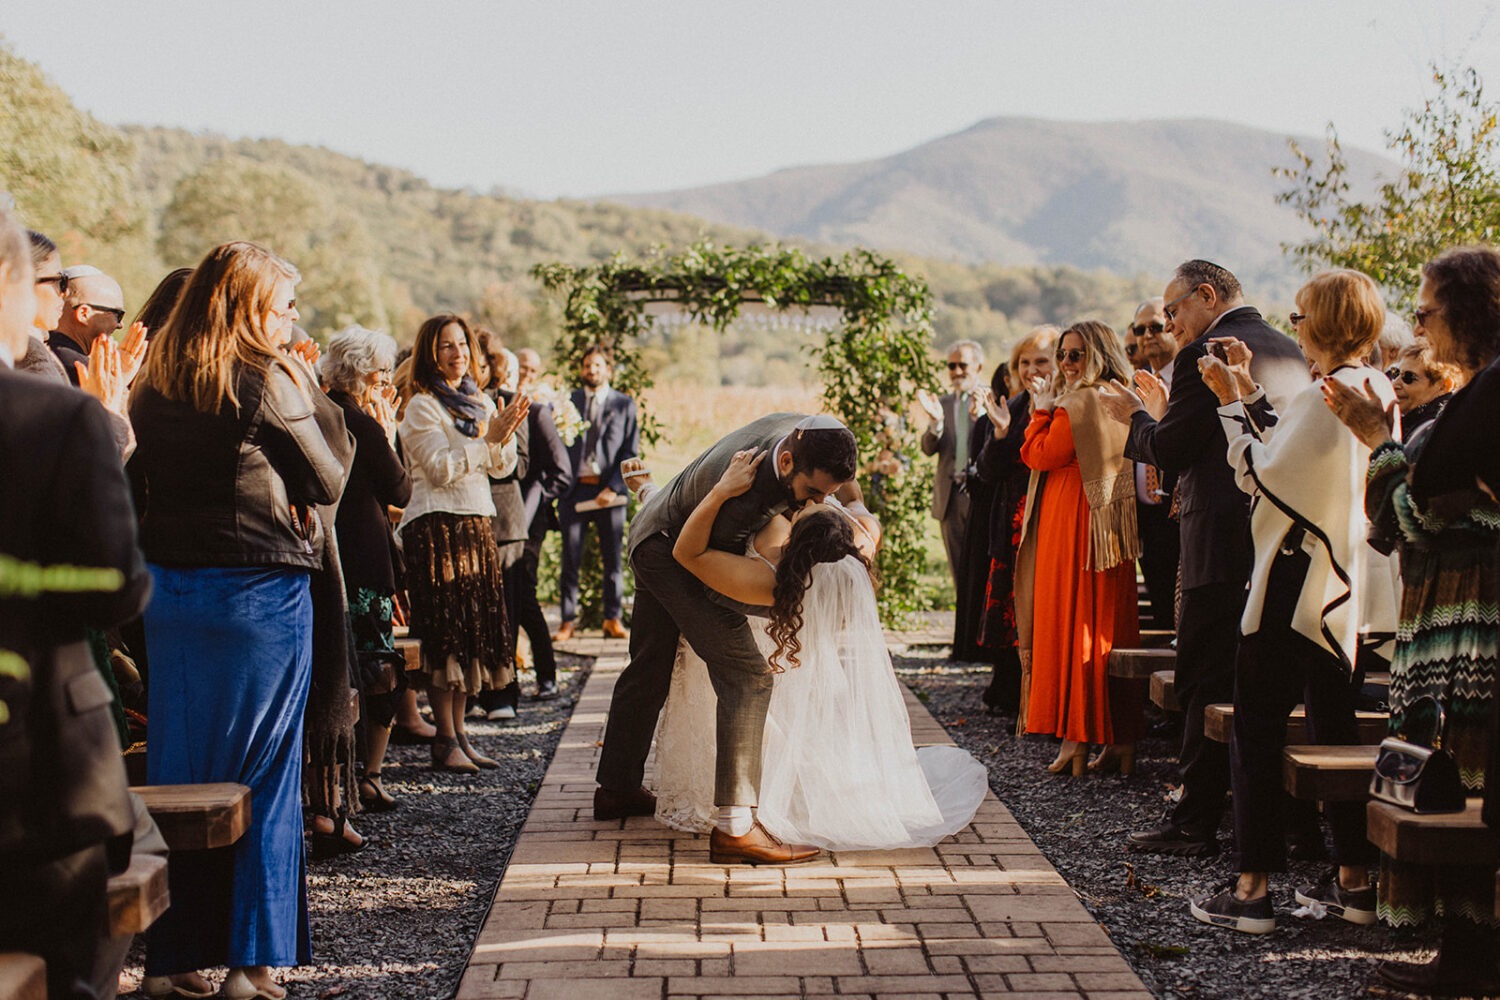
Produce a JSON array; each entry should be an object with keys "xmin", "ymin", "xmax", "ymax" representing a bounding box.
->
[{"xmin": 652, "ymin": 545, "xmax": 988, "ymax": 850}]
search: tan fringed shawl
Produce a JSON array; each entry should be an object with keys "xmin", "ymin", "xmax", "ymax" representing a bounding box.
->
[{"xmin": 1011, "ymin": 384, "xmax": 1140, "ymax": 735}]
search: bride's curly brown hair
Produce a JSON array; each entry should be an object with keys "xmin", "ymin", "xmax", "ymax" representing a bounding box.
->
[{"xmin": 766, "ymin": 508, "xmax": 871, "ymax": 671}]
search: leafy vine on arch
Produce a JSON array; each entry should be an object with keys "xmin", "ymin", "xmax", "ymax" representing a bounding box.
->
[{"xmin": 533, "ymin": 242, "xmax": 940, "ymax": 625}]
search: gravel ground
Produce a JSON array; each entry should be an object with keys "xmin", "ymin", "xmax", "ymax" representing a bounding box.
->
[
  {"xmin": 895, "ymin": 643, "xmax": 1447, "ymax": 1000},
  {"xmin": 118, "ymin": 653, "xmax": 591, "ymax": 1000}
]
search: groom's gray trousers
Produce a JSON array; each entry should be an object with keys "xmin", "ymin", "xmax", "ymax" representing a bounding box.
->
[{"xmin": 595, "ymin": 534, "xmax": 773, "ymax": 805}]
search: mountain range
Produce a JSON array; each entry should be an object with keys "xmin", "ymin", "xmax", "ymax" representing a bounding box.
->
[{"xmin": 609, "ymin": 116, "xmax": 1394, "ymax": 295}]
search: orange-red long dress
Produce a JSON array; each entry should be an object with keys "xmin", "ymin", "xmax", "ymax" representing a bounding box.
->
[{"xmin": 1020, "ymin": 406, "xmax": 1139, "ymax": 743}]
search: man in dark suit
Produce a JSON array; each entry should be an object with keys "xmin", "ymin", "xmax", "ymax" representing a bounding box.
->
[
  {"xmin": 517, "ymin": 375, "xmax": 573, "ymax": 701},
  {"xmin": 0, "ymin": 243, "xmax": 151, "ymax": 995},
  {"xmin": 554, "ymin": 344, "xmax": 639, "ymax": 642},
  {"xmin": 918, "ymin": 340, "xmax": 985, "ymax": 602},
  {"xmin": 1101, "ymin": 260, "xmax": 1308, "ymax": 856},
  {"xmin": 595, "ymin": 414, "xmax": 859, "ymax": 866}
]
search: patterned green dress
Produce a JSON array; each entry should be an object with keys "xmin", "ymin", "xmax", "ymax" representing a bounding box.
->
[{"xmin": 1366, "ymin": 427, "xmax": 1500, "ymax": 927}]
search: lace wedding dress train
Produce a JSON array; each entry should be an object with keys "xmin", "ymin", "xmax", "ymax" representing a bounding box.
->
[{"xmin": 652, "ymin": 553, "xmax": 988, "ymax": 850}]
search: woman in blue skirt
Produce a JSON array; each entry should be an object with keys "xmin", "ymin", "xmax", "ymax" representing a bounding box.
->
[{"xmin": 128, "ymin": 242, "xmax": 352, "ymax": 1000}]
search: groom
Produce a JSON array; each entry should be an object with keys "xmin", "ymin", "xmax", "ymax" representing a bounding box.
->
[{"xmin": 594, "ymin": 413, "xmax": 860, "ymax": 864}]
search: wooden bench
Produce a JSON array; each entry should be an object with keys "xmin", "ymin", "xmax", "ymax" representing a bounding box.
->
[
  {"xmin": 1150, "ymin": 669, "xmax": 1179, "ymax": 712},
  {"xmin": 1139, "ymin": 629, "xmax": 1176, "ymax": 649},
  {"xmin": 107, "ymin": 853, "xmax": 170, "ymax": 936},
  {"xmin": 1204, "ymin": 703, "xmax": 1389, "ymax": 745},
  {"xmin": 1107, "ymin": 647, "xmax": 1175, "ymax": 680},
  {"xmin": 397, "ymin": 636, "xmax": 422, "ymax": 673},
  {"xmin": 0, "ymin": 954, "xmax": 46, "ymax": 1000},
  {"xmin": 132, "ymin": 783, "xmax": 251, "ymax": 851},
  {"xmin": 1283, "ymin": 744, "xmax": 1380, "ymax": 801},
  {"xmin": 1367, "ymin": 797, "xmax": 1500, "ymax": 866}
]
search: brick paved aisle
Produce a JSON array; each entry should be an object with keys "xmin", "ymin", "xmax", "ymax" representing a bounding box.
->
[{"xmin": 459, "ymin": 645, "xmax": 1153, "ymax": 1000}]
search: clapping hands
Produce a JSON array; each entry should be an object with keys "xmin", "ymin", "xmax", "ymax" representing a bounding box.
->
[
  {"xmin": 915, "ymin": 389, "xmax": 943, "ymax": 424},
  {"xmin": 1322, "ymin": 376, "xmax": 1398, "ymax": 450},
  {"xmin": 1028, "ymin": 375, "xmax": 1057, "ymax": 412},
  {"xmin": 77, "ymin": 335, "xmax": 127, "ymax": 415},
  {"xmin": 486, "ymin": 392, "xmax": 531, "ymax": 444},
  {"xmin": 1133, "ymin": 370, "xmax": 1168, "ymax": 420},
  {"xmin": 979, "ymin": 386, "xmax": 1010, "ymax": 437}
]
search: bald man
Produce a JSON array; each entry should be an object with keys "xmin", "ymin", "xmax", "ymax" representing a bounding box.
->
[{"xmin": 48, "ymin": 265, "xmax": 125, "ymax": 386}]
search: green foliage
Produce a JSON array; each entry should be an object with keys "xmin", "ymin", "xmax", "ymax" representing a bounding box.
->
[
  {"xmin": 534, "ymin": 243, "xmax": 940, "ymax": 626},
  {"xmin": 1277, "ymin": 64, "xmax": 1500, "ymax": 310}
]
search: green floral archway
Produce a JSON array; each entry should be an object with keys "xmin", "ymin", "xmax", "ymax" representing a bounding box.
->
[{"xmin": 533, "ymin": 242, "xmax": 941, "ymax": 625}]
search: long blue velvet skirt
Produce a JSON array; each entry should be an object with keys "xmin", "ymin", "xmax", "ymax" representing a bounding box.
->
[{"xmin": 144, "ymin": 565, "xmax": 314, "ymax": 972}]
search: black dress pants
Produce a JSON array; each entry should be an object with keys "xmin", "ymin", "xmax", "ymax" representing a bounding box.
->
[
  {"xmin": 1170, "ymin": 580, "xmax": 1245, "ymax": 835},
  {"xmin": 1136, "ymin": 500, "xmax": 1180, "ymax": 631},
  {"xmin": 1231, "ymin": 629, "xmax": 1373, "ymax": 872}
]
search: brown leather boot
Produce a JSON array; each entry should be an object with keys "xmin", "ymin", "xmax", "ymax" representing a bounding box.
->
[
  {"xmin": 709, "ymin": 822, "xmax": 820, "ymax": 866},
  {"xmin": 593, "ymin": 785, "xmax": 657, "ymax": 821},
  {"xmin": 601, "ymin": 618, "xmax": 629, "ymax": 639},
  {"xmin": 551, "ymin": 621, "xmax": 575, "ymax": 642}
]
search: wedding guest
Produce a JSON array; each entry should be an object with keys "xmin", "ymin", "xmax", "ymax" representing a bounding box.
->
[
  {"xmin": 1100, "ymin": 259, "xmax": 1308, "ymax": 856},
  {"xmin": 1187, "ymin": 269, "xmax": 1389, "ymax": 935},
  {"xmin": 1374, "ymin": 309, "xmax": 1414, "ymax": 368},
  {"xmin": 517, "ymin": 374, "xmax": 573, "ymax": 701},
  {"xmin": 133, "ymin": 267, "xmax": 193, "ymax": 341},
  {"xmin": 476, "ymin": 330, "xmax": 531, "ymax": 721},
  {"xmin": 953, "ymin": 364, "xmax": 1009, "ymax": 665},
  {"xmin": 917, "ymin": 340, "xmax": 985, "ymax": 617},
  {"xmin": 129, "ymin": 241, "xmax": 352, "ymax": 999},
  {"xmin": 1016, "ymin": 321, "xmax": 1141, "ymax": 774},
  {"xmin": 1388, "ymin": 337, "xmax": 1460, "ymax": 435},
  {"xmin": 397, "ymin": 314, "xmax": 526, "ymax": 772},
  {"xmin": 554, "ymin": 343, "xmax": 637, "ymax": 642},
  {"xmin": 322, "ymin": 326, "xmax": 412, "ymax": 814},
  {"xmin": 1129, "ymin": 298, "xmax": 1181, "ymax": 631},
  {"xmin": 1325, "ymin": 245, "xmax": 1500, "ymax": 997},
  {"xmin": 48, "ymin": 264, "xmax": 124, "ymax": 385},
  {"xmin": 972, "ymin": 326, "xmax": 1057, "ymax": 717},
  {"xmin": 0, "ymin": 202, "xmax": 149, "ymax": 1000}
]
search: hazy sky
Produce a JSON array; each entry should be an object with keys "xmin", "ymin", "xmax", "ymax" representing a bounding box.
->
[{"xmin": 5, "ymin": 1, "xmax": 1500, "ymax": 198}]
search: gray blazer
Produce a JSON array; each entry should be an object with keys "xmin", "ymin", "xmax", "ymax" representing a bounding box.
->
[
  {"xmin": 628, "ymin": 412, "xmax": 805, "ymax": 558},
  {"xmin": 920, "ymin": 391, "xmax": 968, "ymax": 520}
]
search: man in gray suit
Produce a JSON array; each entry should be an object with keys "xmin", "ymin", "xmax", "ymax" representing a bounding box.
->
[
  {"xmin": 594, "ymin": 413, "xmax": 859, "ymax": 865},
  {"xmin": 918, "ymin": 340, "xmax": 986, "ymax": 597}
]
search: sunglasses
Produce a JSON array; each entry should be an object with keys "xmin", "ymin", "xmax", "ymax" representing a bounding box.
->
[
  {"xmin": 947, "ymin": 361, "xmax": 970, "ymax": 370},
  {"xmin": 1129, "ymin": 322, "xmax": 1164, "ymax": 337},
  {"xmin": 1289, "ymin": 312, "xmax": 1307, "ymax": 326},
  {"xmin": 1385, "ymin": 367, "xmax": 1422, "ymax": 386},
  {"xmin": 1055, "ymin": 348, "xmax": 1086, "ymax": 363},
  {"xmin": 1124, "ymin": 343, "xmax": 1139, "ymax": 356},
  {"xmin": 86, "ymin": 303, "xmax": 126, "ymax": 326},
  {"xmin": 35, "ymin": 273, "xmax": 70, "ymax": 294}
]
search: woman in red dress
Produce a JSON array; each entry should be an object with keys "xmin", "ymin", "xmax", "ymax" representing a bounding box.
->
[{"xmin": 1016, "ymin": 320, "xmax": 1141, "ymax": 775}]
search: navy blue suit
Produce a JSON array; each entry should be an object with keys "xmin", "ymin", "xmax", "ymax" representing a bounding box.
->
[{"xmin": 558, "ymin": 386, "xmax": 639, "ymax": 623}]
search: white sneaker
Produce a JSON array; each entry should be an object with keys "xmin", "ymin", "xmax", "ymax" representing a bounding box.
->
[{"xmin": 487, "ymin": 704, "xmax": 518, "ymax": 721}]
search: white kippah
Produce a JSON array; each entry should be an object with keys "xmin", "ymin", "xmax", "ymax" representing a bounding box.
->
[
  {"xmin": 794, "ymin": 414, "xmax": 847, "ymax": 432},
  {"xmin": 62, "ymin": 264, "xmax": 104, "ymax": 279}
]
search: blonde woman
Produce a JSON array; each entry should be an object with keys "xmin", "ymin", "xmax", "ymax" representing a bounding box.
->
[
  {"xmin": 1015, "ymin": 321, "xmax": 1141, "ymax": 774},
  {"xmin": 129, "ymin": 242, "xmax": 352, "ymax": 999}
]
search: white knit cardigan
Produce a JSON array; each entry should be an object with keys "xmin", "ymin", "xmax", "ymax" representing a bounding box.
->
[
  {"xmin": 396, "ymin": 391, "xmax": 518, "ymax": 537},
  {"xmin": 1215, "ymin": 365, "xmax": 1399, "ymax": 670}
]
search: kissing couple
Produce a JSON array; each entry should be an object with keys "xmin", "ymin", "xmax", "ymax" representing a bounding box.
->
[{"xmin": 593, "ymin": 413, "xmax": 986, "ymax": 865}]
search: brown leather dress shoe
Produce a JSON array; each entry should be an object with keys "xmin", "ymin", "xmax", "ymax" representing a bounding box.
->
[
  {"xmin": 593, "ymin": 785, "xmax": 657, "ymax": 821},
  {"xmin": 601, "ymin": 618, "xmax": 629, "ymax": 639},
  {"xmin": 709, "ymin": 822, "xmax": 820, "ymax": 866},
  {"xmin": 551, "ymin": 621, "xmax": 575, "ymax": 643}
]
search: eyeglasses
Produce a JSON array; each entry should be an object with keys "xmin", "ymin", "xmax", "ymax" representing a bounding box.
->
[
  {"xmin": 1055, "ymin": 348, "xmax": 1086, "ymax": 363},
  {"xmin": 35, "ymin": 273, "xmax": 70, "ymax": 294},
  {"xmin": 1129, "ymin": 322, "xmax": 1164, "ymax": 337},
  {"xmin": 1289, "ymin": 313, "xmax": 1307, "ymax": 326},
  {"xmin": 86, "ymin": 304, "xmax": 126, "ymax": 326},
  {"xmin": 1124, "ymin": 343, "xmax": 1139, "ymax": 357},
  {"xmin": 1163, "ymin": 287, "xmax": 1200, "ymax": 321},
  {"xmin": 947, "ymin": 361, "xmax": 970, "ymax": 370},
  {"xmin": 1386, "ymin": 367, "xmax": 1422, "ymax": 386},
  {"xmin": 1412, "ymin": 305, "xmax": 1443, "ymax": 327}
]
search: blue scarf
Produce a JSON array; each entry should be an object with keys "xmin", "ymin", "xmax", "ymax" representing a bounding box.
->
[{"xmin": 423, "ymin": 374, "xmax": 488, "ymax": 438}]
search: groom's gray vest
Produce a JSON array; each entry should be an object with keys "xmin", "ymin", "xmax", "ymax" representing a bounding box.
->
[{"xmin": 628, "ymin": 413, "xmax": 806, "ymax": 558}]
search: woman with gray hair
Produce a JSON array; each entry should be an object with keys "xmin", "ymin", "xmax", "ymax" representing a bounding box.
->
[{"xmin": 323, "ymin": 326, "xmax": 413, "ymax": 818}]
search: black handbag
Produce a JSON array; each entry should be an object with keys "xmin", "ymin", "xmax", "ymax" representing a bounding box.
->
[{"xmin": 1369, "ymin": 695, "xmax": 1466, "ymax": 814}]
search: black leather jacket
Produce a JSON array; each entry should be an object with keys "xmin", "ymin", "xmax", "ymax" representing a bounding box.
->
[{"xmin": 129, "ymin": 364, "xmax": 353, "ymax": 569}]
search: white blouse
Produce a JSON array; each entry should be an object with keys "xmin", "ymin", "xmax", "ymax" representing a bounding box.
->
[
  {"xmin": 396, "ymin": 392, "xmax": 517, "ymax": 537},
  {"xmin": 1215, "ymin": 365, "xmax": 1399, "ymax": 667}
]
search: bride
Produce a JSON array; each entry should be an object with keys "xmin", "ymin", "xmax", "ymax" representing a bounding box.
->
[{"xmin": 631, "ymin": 448, "xmax": 987, "ymax": 851}]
